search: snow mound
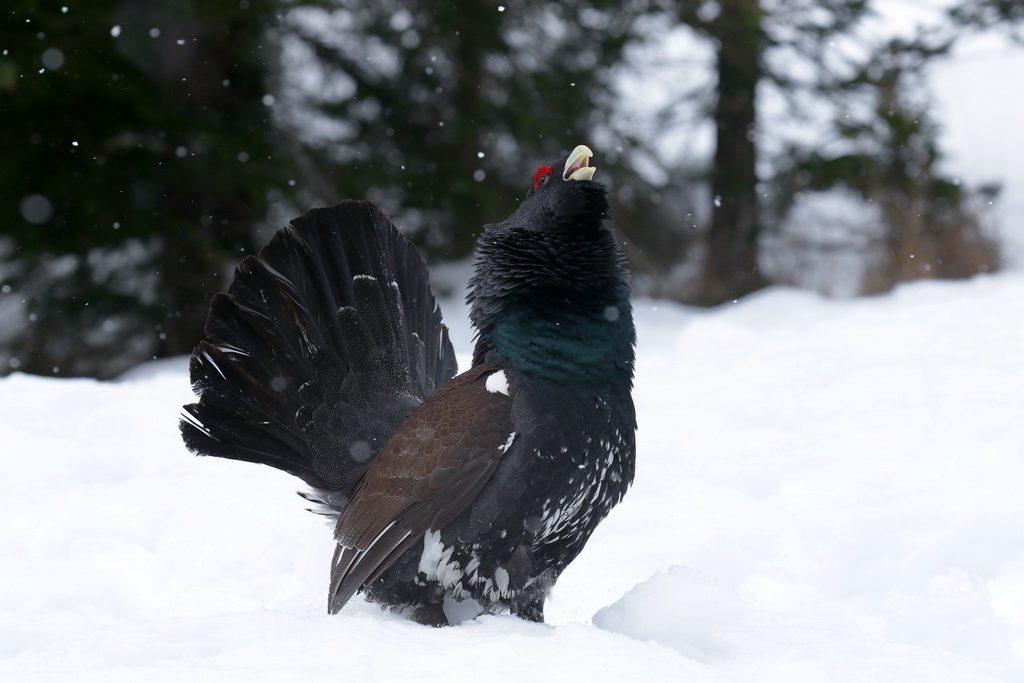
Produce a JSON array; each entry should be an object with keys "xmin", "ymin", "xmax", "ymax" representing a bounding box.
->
[
  {"xmin": 3, "ymin": 272, "xmax": 1024, "ymax": 681},
  {"xmin": 593, "ymin": 566, "xmax": 745, "ymax": 660}
]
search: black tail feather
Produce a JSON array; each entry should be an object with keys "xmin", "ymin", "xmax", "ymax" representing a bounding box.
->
[{"xmin": 181, "ymin": 201, "xmax": 457, "ymax": 504}]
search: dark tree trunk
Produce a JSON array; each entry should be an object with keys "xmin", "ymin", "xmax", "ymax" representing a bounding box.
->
[
  {"xmin": 698, "ymin": 0, "xmax": 768, "ymax": 304},
  {"xmin": 447, "ymin": 1, "xmax": 499, "ymax": 257}
]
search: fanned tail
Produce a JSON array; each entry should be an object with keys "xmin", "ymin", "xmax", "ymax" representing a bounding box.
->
[{"xmin": 181, "ymin": 200, "xmax": 457, "ymax": 511}]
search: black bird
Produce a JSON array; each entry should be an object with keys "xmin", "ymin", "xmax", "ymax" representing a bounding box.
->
[{"xmin": 181, "ymin": 144, "xmax": 636, "ymax": 625}]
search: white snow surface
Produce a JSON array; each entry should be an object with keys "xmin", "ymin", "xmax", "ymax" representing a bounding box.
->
[{"xmin": 3, "ymin": 272, "xmax": 1024, "ymax": 681}]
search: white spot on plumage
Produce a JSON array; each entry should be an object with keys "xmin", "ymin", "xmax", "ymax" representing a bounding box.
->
[
  {"xmin": 485, "ymin": 370, "xmax": 509, "ymax": 395},
  {"xmin": 529, "ymin": 428, "xmax": 630, "ymax": 547},
  {"xmin": 418, "ymin": 530, "xmax": 463, "ymax": 590},
  {"xmin": 499, "ymin": 431, "xmax": 516, "ymax": 453},
  {"xmin": 494, "ymin": 567, "xmax": 510, "ymax": 596}
]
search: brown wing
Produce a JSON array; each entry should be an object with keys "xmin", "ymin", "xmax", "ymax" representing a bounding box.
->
[{"xmin": 327, "ymin": 365, "xmax": 515, "ymax": 613}]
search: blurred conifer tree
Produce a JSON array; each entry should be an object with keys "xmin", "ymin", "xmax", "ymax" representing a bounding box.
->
[
  {"xmin": 1, "ymin": 0, "xmax": 296, "ymax": 378},
  {"xmin": 277, "ymin": 0, "xmax": 635, "ymax": 260},
  {"xmin": 2, "ymin": 0, "xmax": 1018, "ymax": 378}
]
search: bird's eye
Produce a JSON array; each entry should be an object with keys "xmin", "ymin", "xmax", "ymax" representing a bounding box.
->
[{"xmin": 532, "ymin": 165, "xmax": 554, "ymax": 190}]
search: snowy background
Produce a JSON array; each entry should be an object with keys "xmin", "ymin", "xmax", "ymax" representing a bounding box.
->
[
  {"xmin": 3, "ymin": 5, "xmax": 1024, "ymax": 679},
  {"xmin": 2, "ymin": 267, "xmax": 1024, "ymax": 681},
  {"xmin": 932, "ymin": 34, "xmax": 1024, "ymax": 264}
]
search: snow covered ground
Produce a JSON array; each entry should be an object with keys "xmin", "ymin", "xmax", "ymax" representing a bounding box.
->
[{"xmin": 3, "ymin": 270, "xmax": 1024, "ymax": 681}]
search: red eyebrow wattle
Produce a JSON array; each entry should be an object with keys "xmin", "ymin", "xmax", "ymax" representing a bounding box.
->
[{"xmin": 532, "ymin": 165, "xmax": 553, "ymax": 190}]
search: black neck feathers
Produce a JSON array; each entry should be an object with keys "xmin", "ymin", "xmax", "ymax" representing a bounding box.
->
[{"xmin": 468, "ymin": 181, "xmax": 634, "ymax": 387}]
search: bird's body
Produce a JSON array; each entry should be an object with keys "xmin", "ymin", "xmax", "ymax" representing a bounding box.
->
[{"xmin": 182, "ymin": 145, "xmax": 636, "ymax": 625}]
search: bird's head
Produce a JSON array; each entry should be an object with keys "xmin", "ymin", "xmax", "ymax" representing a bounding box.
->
[
  {"xmin": 510, "ymin": 144, "xmax": 609, "ymax": 234},
  {"xmin": 471, "ymin": 144, "xmax": 615, "ymax": 294}
]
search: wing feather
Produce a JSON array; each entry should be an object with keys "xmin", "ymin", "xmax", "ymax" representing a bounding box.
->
[{"xmin": 327, "ymin": 365, "xmax": 515, "ymax": 614}]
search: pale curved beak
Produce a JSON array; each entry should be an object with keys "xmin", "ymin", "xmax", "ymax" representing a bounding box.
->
[{"xmin": 563, "ymin": 145, "xmax": 596, "ymax": 182}]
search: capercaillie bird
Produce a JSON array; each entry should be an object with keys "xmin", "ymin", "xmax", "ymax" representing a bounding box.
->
[{"xmin": 181, "ymin": 144, "xmax": 636, "ymax": 626}]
